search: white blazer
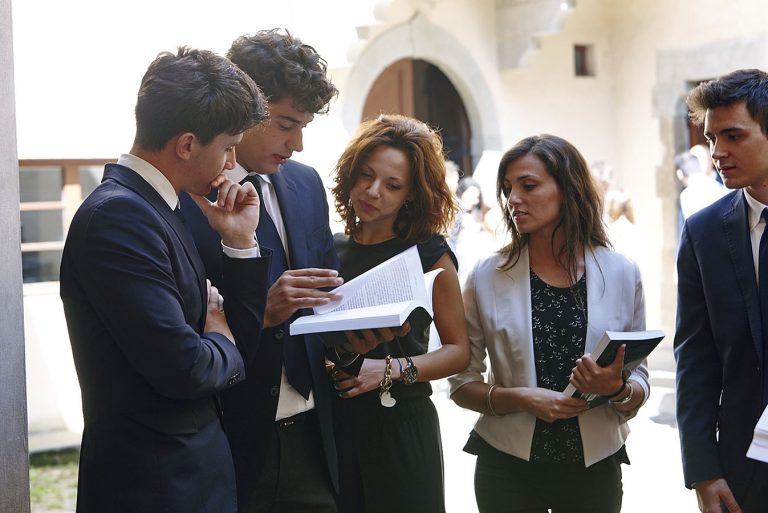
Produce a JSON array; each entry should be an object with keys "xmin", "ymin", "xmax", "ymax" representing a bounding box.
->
[{"xmin": 449, "ymin": 246, "xmax": 649, "ymax": 467}]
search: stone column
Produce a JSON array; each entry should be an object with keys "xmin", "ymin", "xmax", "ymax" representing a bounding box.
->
[{"xmin": 0, "ymin": 0, "xmax": 31, "ymax": 511}]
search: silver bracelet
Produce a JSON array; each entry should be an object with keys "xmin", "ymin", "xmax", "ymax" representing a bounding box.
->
[
  {"xmin": 333, "ymin": 346, "xmax": 360, "ymax": 367},
  {"xmin": 486, "ymin": 384, "xmax": 500, "ymax": 416}
]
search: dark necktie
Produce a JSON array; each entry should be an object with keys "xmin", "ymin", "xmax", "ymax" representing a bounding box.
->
[
  {"xmin": 173, "ymin": 204, "xmax": 196, "ymax": 242},
  {"xmin": 759, "ymin": 209, "xmax": 768, "ymax": 408},
  {"xmin": 173, "ymin": 204, "xmax": 186, "ymax": 223},
  {"xmin": 246, "ymin": 175, "xmax": 312, "ymax": 399}
]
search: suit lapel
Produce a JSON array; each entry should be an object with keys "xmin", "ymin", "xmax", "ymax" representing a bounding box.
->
[
  {"xmin": 723, "ymin": 191, "xmax": 763, "ymax": 361},
  {"xmin": 104, "ymin": 165, "xmax": 208, "ymax": 317},
  {"xmin": 270, "ymin": 168, "xmax": 306, "ymax": 269},
  {"xmin": 270, "ymin": 165, "xmax": 320, "ymax": 373},
  {"xmin": 498, "ymin": 249, "xmax": 538, "ymax": 388}
]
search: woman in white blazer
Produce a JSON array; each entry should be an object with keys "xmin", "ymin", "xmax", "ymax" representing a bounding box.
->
[{"xmin": 450, "ymin": 134, "xmax": 649, "ymax": 513}]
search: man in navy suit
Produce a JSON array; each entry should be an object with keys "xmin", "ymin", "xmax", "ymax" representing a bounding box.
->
[
  {"xmin": 60, "ymin": 47, "xmax": 270, "ymax": 513},
  {"xmin": 182, "ymin": 30, "xmax": 344, "ymax": 513},
  {"xmin": 675, "ymin": 69, "xmax": 768, "ymax": 513}
]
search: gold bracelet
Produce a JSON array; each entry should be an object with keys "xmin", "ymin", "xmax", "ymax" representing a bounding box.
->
[
  {"xmin": 378, "ymin": 355, "xmax": 396, "ymax": 407},
  {"xmin": 486, "ymin": 384, "xmax": 499, "ymax": 416}
]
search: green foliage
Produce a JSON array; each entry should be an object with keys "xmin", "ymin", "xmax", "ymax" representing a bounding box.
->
[{"xmin": 29, "ymin": 449, "xmax": 78, "ymax": 512}]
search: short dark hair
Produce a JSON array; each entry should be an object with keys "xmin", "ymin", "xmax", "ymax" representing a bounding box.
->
[
  {"xmin": 332, "ymin": 114, "xmax": 458, "ymax": 242},
  {"xmin": 227, "ymin": 29, "xmax": 338, "ymax": 114},
  {"xmin": 496, "ymin": 134, "xmax": 609, "ymax": 276},
  {"xmin": 687, "ymin": 68, "xmax": 768, "ymax": 133},
  {"xmin": 134, "ymin": 46, "xmax": 267, "ymax": 151}
]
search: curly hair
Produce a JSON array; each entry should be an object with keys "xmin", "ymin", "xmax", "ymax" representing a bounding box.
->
[
  {"xmin": 687, "ymin": 68, "xmax": 768, "ymax": 133},
  {"xmin": 227, "ymin": 29, "xmax": 338, "ymax": 114},
  {"xmin": 134, "ymin": 46, "xmax": 266, "ymax": 151},
  {"xmin": 332, "ymin": 114, "xmax": 458, "ymax": 242},
  {"xmin": 496, "ymin": 134, "xmax": 609, "ymax": 280}
]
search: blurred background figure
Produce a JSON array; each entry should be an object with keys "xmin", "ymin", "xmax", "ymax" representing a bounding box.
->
[
  {"xmin": 590, "ymin": 161, "xmax": 645, "ymax": 278},
  {"xmin": 675, "ymin": 143, "xmax": 725, "ymax": 220},
  {"xmin": 605, "ymin": 188, "xmax": 635, "ymax": 225},
  {"xmin": 445, "ymin": 160, "xmax": 462, "ymax": 250},
  {"xmin": 454, "ymin": 176, "xmax": 497, "ymax": 285}
]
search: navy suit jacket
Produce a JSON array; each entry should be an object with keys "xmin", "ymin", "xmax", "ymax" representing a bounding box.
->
[
  {"xmin": 181, "ymin": 159, "xmax": 340, "ymax": 504},
  {"xmin": 675, "ymin": 189, "xmax": 764, "ymax": 501},
  {"xmin": 60, "ymin": 164, "xmax": 269, "ymax": 513}
]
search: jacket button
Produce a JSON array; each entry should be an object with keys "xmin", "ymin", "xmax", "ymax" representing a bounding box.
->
[
  {"xmin": 274, "ymin": 329, "xmax": 285, "ymax": 340},
  {"xmin": 270, "ymin": 386, "xmax": 280, "ymax": 397}
]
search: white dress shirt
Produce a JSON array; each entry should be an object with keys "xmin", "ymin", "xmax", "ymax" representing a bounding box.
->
[{"xmin": 743, "ymin": 189, "xmax": 768, "ymax": 282}]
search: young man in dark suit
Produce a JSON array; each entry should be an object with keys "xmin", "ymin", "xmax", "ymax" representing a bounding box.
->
[
  {"xmin": 60, "ymin": 47, "xmax": 270, "ymax": 513},
  {"xmin": 675, "ymin": 68, "xmax": 768, "ymax": 513},
  {"xmin": 182, "ymin": 29, "xmax": 343, "ymax": 513}
]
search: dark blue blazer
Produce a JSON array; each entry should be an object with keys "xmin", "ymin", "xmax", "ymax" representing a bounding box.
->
[
  {"xmin": 675, "ymin": 189, "xmax": 764, "ymax": 501},
  {"xmin": 181, "ymin": 160, "xmax": 340, "ymax": 504},
  {"xmin": 60, "ymin": 164, "xmax": 269, "ymax": 513}
]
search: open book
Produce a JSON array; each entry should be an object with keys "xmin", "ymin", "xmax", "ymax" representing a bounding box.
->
[
  {"xmin": 748, "ymin": 404, "xmax": 768, "ymax": 463},
  {"xmin": 289, "ymin": 245, "xmax": 442, "ymax": 337},
  {"xmin": 563, "ymin": 329, "xmax": 665, "ymax": 408}
]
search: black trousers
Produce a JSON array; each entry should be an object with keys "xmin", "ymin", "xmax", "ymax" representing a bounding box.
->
[
  {"xmin": 473, "ymin": 445, "xmax": 623, "ymax": 513},
  {"xmin": 240, "ymin": 410, "xmax": 337, "ymax": 513},
  {"xmin": 737, "ymin": 461, "xmax": 768, "ymax": 513}
]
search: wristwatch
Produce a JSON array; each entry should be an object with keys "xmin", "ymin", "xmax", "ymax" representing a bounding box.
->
[{"xmin": 400, "ymin": 356, "xmax": 418, "ymax": 385}]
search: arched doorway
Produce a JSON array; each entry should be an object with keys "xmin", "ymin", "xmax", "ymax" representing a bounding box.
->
[{"xmin": 361, "ymin": 58, "xmax": 473, "ymax": 176}]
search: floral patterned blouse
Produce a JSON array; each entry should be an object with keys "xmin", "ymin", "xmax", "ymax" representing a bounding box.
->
[{"xmin": 529, "ymin": 269, "xmax": 587, "ymax": 464}]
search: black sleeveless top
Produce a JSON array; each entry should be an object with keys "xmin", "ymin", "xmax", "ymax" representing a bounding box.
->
[{"xmin": 333, "ymin": 233, "xmax": 457, "ymax": 403}]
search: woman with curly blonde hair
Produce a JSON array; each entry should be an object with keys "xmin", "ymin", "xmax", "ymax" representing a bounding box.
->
[{"xmin": 328, "ymin": 114, "xmax": 469, "ymax": 513}]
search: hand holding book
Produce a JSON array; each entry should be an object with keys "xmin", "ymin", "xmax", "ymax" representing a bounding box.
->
[
  {"xmin": 563, "ymin": 329, "xmax": 664, "ymax": 408},
  {"xmin": 570, "ymin": 344, "xmax": 628, "ymax": 398},
  {"xmin": 289, "ymin": 246, "xmax": 440, "ymax": 346},
  {"xmin": 339, "ymin": 321, "xmax": 412, "ymax": 355}
]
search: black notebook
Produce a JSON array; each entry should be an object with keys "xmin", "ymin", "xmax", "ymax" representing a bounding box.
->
[{"xmin": 563, "ymin": 329, "xmax": 665, "ymax": 408}]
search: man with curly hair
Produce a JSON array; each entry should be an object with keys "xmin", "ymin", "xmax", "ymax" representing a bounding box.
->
[{"xmin": 182, "ymin": 29, "xmax": 341, "ymax": 512}]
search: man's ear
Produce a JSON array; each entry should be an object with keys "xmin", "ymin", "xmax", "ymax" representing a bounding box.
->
[{"xmin": 174, "ymin": 132, "xmax": 196, "ymax": 161}]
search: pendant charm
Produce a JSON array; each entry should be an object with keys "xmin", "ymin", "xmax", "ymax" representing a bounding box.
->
[{"xmin": 379, "ymin": 390, "xmax": 396, "ymax": 408}]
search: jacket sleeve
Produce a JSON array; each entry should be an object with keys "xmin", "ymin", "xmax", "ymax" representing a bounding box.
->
[
  {"xmin": 448, "ymin": 259, "xmax": 489, "ymax": 394},
  {"xmin": 70, "ymin": 196, "xmax": 246, "ymax": 400},
  {"xmin": 221, "ymin": 252, "xmax": 271, "ymax": 364},
  {"xmin": 611, "ymin": 257, "xmax": 651, "ymax": 422},
  {"xmin": 674, "ymin": 221, "xmax": 725, "ymax": 488}
]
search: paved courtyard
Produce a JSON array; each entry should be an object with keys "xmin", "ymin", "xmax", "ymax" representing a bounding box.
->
[{"xmin": 32, "ymin": 344, "xmax": 702, "ymax": 512}]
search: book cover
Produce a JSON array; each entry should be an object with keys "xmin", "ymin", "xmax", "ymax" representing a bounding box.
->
[{"xmin": 563, "ymin": 329, "xmax": 665, "ymax": 408}]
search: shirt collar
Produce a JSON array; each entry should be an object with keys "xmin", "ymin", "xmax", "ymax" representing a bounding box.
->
[
  {"xmin": 743, "ymin": 188, "xmax": 768, "ymax": 231},
  {"xmin": 224, "ymin": 162, "xmax": 250, "ymax": 184},
  {"xmin": 224, "ymin": 162, "xmax": 273, "ymax": 187},
  {"xmin": 117, "ymin": 154, "xmax": 178, "ymax": 211}
]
